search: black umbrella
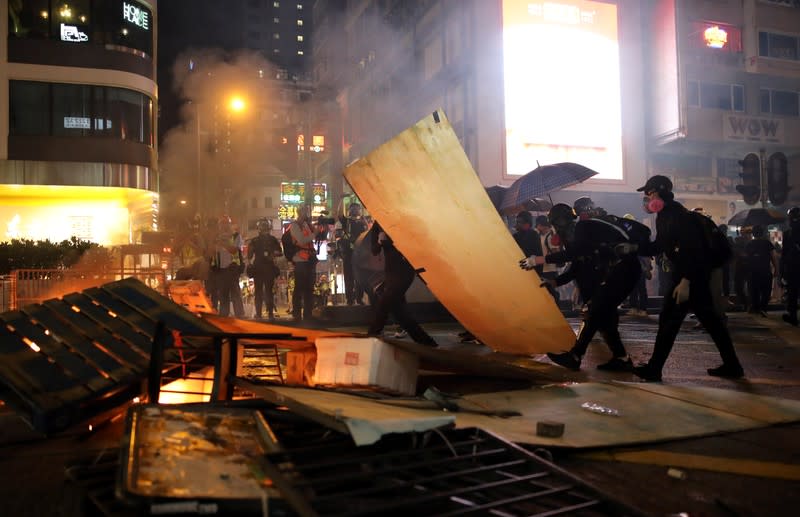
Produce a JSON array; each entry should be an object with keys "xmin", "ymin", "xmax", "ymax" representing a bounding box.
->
[
  {"xmin": 499, "ymin": 162, "xmax": 599, "ymax": 213},
  {"xmin": 728, "ymin": 208, "xmax": 785, "ymax": 227},
  {"xmin": 484, "ymin": 185, "xmax": 508, "ymax": 212}
]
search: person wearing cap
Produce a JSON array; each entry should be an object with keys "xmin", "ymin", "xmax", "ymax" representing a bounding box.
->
[
  {"xmin": 535, "ymin": 215, "xmax": 561, "ymax": 302},
  {"xmin": 337, "ymin": 194, "xmax": 369, "ymax": 305},
  {"xmin": 781, "ymin": 207, "xmax": 800, "ymax": 325},
  {"xmin": 513, "ymin": 211, "xmax": 543, "ymax": 274},
  {"xmin": 573, "ymin": 196, "xmax": 598, "ymax": 220},
  {"xmin": 629, "ymin": 175, "xmax": 744, "ymax": 381},
  {"xmin": 520, "ymin": 203, "xmax": 641, "ymax": 372}
]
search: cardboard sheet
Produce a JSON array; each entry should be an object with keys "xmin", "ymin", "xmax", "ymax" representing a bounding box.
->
[
  {"xmin": 344, "ymin": 110, "xmax": 574, "ymax": 354},
  {"xmin": 257, "ymin": 383, "xmax": 800, "ymax": 449}
]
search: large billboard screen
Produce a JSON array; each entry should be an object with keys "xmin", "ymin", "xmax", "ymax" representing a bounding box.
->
[{"xmin": 503, "ymin": 1, "xmax": 623, "ymax": 180}]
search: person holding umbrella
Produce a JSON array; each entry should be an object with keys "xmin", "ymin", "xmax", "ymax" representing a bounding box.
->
[{"xmin": 626, "ymin": 175, "xmax": 744, "ymax": 382}]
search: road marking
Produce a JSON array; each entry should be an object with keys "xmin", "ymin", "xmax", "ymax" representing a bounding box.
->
[{"xmin": 577, "ymin": 449, "xmax": 800, "ymax": 480}]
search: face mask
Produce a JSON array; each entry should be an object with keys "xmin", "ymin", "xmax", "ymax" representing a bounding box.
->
[
  {"xmin": 646, "ymin": 198, "xmax": 665, "ymax": 214},
  {"xmin": 578, "ymin": 213, "xmax": 591, "ymax": 221}
]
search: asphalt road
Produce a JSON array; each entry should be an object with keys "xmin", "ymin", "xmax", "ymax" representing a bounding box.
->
[{"xmin": 0, "ymin": 309, "xmax": 798, "ymax": 516}]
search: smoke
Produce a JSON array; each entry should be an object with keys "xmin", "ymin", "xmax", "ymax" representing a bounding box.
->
[{"xmin": 159, "ymin": 48, "xmax": 284, "ymax": 223}]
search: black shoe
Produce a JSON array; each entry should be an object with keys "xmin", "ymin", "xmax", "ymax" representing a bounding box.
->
[
  {"xmin": 707, "ymin": 364, "xmax": 744, "ymax": 379},
  {"xmin": 547, "ymin": 351, "xmax": 581, "ymax": 371},
  {"xmin": 632, "ymin": 364, "xmax": 662, "ymax": 382},
  {"xmin": 597, "ymin": 356, "xmax": 633, "ymax": 372},
  {"xmin": 783, "ymin": 314, "xmax": 798, "ymax": 326}
]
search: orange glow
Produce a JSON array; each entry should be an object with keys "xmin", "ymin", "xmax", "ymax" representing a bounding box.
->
[
  {"xmin": 229, "ymin": 96, "xmax": 247, "ymax": 113},
  {"xmin": 22, "ymin": 337, "xmax": 41, "ymax": 353},
  {"xmin": 157, "ymin": 366, "xmax": 215, "ymax": 404},
  {"xmin": 704, "ymin": 25, "xmax": 728, "ymax": 49}
]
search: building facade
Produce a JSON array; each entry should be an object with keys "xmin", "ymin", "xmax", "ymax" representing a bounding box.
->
[
  {"xmin": 313, "ymin": 0, "xmax": 800, "ymax": 225},
  {"xmin": 649, "ymin": 0, "xmax": 800, "ymax": 224},
  {"xmin": 1, "ymin": 0, "xmax": 158, "ymax": 246}
]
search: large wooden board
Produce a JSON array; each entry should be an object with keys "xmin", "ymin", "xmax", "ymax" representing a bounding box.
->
[{"xmin": 344, "ymin": 110, "xmax": 574, "ymax": 354}]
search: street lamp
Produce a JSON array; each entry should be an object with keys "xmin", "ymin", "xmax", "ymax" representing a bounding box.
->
[{"xmin": 229, "ymin": 95, "xmax": 246, "ymax": 113}]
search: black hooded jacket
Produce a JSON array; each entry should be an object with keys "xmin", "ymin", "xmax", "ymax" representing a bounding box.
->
[{"xmin": 641, "ymin": 200, "xmax": 711, "ymax": 283}]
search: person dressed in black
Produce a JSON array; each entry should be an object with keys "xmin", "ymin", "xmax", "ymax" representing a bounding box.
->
[
  {"xmin": 367, "ymin": 221, "xmax": 437, "ymax": 346},
  {"xmin": 513, "ymin": 211, "xmax": 543, "ymax": 273},
  {"xmin": 337, "ymin": 196, "xmax": 369, "ymax": 305},
  {"xmin": 247, "ymin": 219, "xmax": 282, "ymax": 320},
  {"xmin": 630, "ymin": 175, "xmax": 744, "ymax": 381},
  {"xmin": 520, "ymin": 203, "xmax": 641, "ymax": 371},
  {"xmin": 744, "ymin": 225, "xmax": 777, "ymax": 316},
  {"xmin": 782, "ymin": 207, "xmax": 800, "ymax": 326}
]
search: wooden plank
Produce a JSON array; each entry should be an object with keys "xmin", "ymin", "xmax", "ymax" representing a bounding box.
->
[
  {"xmin": 42, "ymin": 300, "xmax": 148, "ymax": 370},
  {"xmin": 343, "ymin": 110, "xmax": 574, "ymax": 354},
  {"xmin": 0, "ymin": 312, "xmax": 112, "ymax": 393},
  {"xmin": 21, "ymin": 304, "xmax": 135, "ymax": 383},
  {"xmin": 0, "ymin": 325, "xmax": 91, "ymax": 403},
  {"xmin": 62, "ymin": 292, "xmax": 153, "ymax": 358},
  {"xmin": 81, "ymin": 286, "xmax": 158, "ymax": 337}
]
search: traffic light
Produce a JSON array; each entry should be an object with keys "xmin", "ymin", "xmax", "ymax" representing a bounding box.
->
[
  {"xmin": 736, "ymin": 153, "xmax": 761, "ymax": 206},
  {"xmin": 767, "ymin": 152, "xmax": 789, "ymax": 206}
]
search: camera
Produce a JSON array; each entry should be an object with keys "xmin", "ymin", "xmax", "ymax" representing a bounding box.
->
[{"xmin": 317, "ymin": 210, "xmax": 336, "ymax": 226}]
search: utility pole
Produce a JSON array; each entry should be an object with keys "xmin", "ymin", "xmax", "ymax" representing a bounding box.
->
[{"xmin": 759, "ymin": 148, "xmax": 768, "ymax": 208}]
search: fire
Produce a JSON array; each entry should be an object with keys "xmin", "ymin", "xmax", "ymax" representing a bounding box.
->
[{"xmin": 156, "ymin": 366, "xmax": 215, "ymax": 404}]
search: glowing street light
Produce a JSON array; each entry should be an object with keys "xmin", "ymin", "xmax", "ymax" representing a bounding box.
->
[{"xmin": 229, "ymin": 96, "xmax": 246, "ymax": 113}]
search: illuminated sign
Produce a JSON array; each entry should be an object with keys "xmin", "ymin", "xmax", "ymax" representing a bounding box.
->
[
  {"xmin": 280, "ymin": 182, "xmax": 328, "ymax": 204},
  {"xmin": 297, "ymin": 134, "xmax": 326, "ymax": 152},
  {"xmin": 502, "ymin": 0, "xmax": 623, "ymax": 180},
  {"xmin": 123, "ymin": 2, "xmax": 150, "ymax": 30},
  {"xmin": 704, "ymin": 25, "xmax": 728, "ymax": 49},
  {"xmin": 64, "ymin": 117, "xmax": 113, "ymax": 129},
  {"xmin": 60, "ymin": 24, "xmax": 88, "ymax": 42}
]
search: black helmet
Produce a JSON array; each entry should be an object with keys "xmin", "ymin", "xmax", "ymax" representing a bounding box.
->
[
  {"xmin": 788, "ymin": 206, "xmax": 800, "ymax": 223},
  {"xmin": 256, "ymin": 219, "xmax": 270, "ymax": 232},
  {"xmin": 573, "ymin": 196, "xmax": 595, "ymax": 217},
  {"xmin": 548, "ymin": 203, "xmax": 577, "ymax": 228}
]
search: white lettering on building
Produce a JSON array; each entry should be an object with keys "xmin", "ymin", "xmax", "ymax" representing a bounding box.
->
[
  {"xmin": 722, "ymin": 114, "xmax": 784, "ymax": 144},
  {"xmin": 123, "ymin": 2, "xmax": 149, "ymax": 30},
  {"xmin": 60, "ymin": 24, "xmax": 88, "ymax": 42}
]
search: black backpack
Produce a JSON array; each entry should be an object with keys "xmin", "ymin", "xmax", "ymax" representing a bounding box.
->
[
  {"xmin": 597, "ymin": 214, "xmax": 652, "ymax": 247},
  {"xmin": 281, "ymin": 226, "xmax": 297, "ymax": 260},
  {"xmin": 691, "ymin": 211, "xmax": 733, "ymax": 268}
]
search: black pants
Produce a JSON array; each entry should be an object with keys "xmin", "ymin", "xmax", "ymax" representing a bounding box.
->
[
  {"xmin": 572, "ymin": 258, "xmax": 640, "ymax": 358},
  {"xmin": 628, "ymin": 273, "xmax": 648, "ymax": 311},
  {"xmin": 253, "ymin": 266, "xmax": 277, "ymax": 317},
  {"xmin": 646, "ymin": 272, "xmax": 742, "ymax": 374},
  {"xmin": 748, "ymin": 270, "xmax": 772, "ymax": 312},
  {"xmin": 342, "ymin": 251, "xmax": 357, "ymax": 304},
  {"xmin": 734, "ymin": 263, "xmax": 749, "ymax": 308},
  {"xmin": 368, "ymin": 266, "xmax": 435, "ymax": 345},
  {"xmin": 292, "ymin": 261, "xmax": 315, "ymax": 320},
  {"xmin": 218, "ymin": 266, "xmax": 244, "ymax": 318}
]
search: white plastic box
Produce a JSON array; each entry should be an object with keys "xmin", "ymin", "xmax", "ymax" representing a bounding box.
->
[{"xmin": 313, "ymin": 337, "xmax": 419, "ymax": 396}]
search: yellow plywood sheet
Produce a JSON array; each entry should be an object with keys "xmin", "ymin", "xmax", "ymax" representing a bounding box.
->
[
  {"xmin": 259, "ymin": 383, "xmax": 800, "ymax": 449},
  {"xmin": 344, "ymin": 110, "xmax": 573, "ymax": 354}
]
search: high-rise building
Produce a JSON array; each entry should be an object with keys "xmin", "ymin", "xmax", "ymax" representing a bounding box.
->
[
  {"xmin": 2, "ymin": 0, "xmax": 158, "ymax": 245},
  {"xmin": 243, "ymin": 0, "xmax": 312, "ymax": 78}
]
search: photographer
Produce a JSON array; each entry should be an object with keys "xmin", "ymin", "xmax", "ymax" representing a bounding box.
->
[{"xmin": 337, "ymin": 195, "xmax": 369, "ymax": 305}]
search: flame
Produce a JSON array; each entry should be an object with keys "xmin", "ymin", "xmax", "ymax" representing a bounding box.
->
[
  {"xmin": 157, "ymin": 366, "xmax": 215, "ymax": 404},
  {"xmin": 22, "ymin": 337, "xmax": 41, "ymax": 353}
]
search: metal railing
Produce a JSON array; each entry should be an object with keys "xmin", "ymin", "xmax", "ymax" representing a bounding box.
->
[{"xmin": 2, "ymin": 268, "xmax": 168, "ymax": 312}]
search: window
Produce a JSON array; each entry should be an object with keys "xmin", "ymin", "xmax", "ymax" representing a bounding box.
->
[
  {"xmin": 687, "ymin": 80, "xmax": 744, "ymax": 111},
  {"xmin": 759, "ymin": 31, "xmax": 800, "ymax": 61},
  {"xmin": 8, "ymin": 0, "xmax": 153, "ymax": 57},
  {"xmin": 273, "ymin": 1, "xmax": 280, "ymax": 7},
  {"xmin": 265, "ymin": 196, "xmax": 273, "ymax": 208},
  {"xmin": 251, "ymin": 197, "xmax": 258, "ymax": 209},
  {"xmin": 760, "ymin": 88, "xmax": 800, "ymax": 116},
  {"xmin": 297, "ymin": 19, "xmax": 303, "ymax": 26},
  {"xmin": 248, "ymin": 31, "xmax": 261, "ymax": 40},
  {"xmin": 273, "ymin": 33, "xmax": 280, "ymax": 39},
  {"xmin": 688, "ymin": 21, "xmax": 742, "ymax": 52},
  {"xmin": 9, "ymin": 80, "xmax": 154, "ymax": 145},
  {"xmin": 297, "ymin": 50, "xmax": 304, "ymax": 55},
  {"xmin": 274, "ymin": 17, "xmax": 279, "ymax": 23},
  {"xmin": 297, "ymin": 3, "xmax": 303, "ymax": 9},
  {"xmin": 297, "ymin": 35, "xmax": 304, "ymax": 42}
]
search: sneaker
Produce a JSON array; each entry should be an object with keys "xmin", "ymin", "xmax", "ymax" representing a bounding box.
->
[
  {"xmin": 707, "ymin": 364, "xmax": 744, "ymax": 379},
  {"xmin": 392, "ymin": 329, "xmax": 408, "ymax": 339},
  {"xmin": 546, "ymin": 351, "xmax": 581, "ymax": 371},
  {"xmin": 632, "ymin": 364, "xmax": 662, "ymax": 382},
  {"xmin": 597, "ymin": 356, "xmax": 633, "ymax": 371},
  {"xmin": 783, "ymin": 314, "xmax": 798, "ymax": 326}
]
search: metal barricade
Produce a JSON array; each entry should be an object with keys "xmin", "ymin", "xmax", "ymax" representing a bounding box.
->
[{"xmin": 9, "ymin": 268, "xmax": 168, "ymax": 310}]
